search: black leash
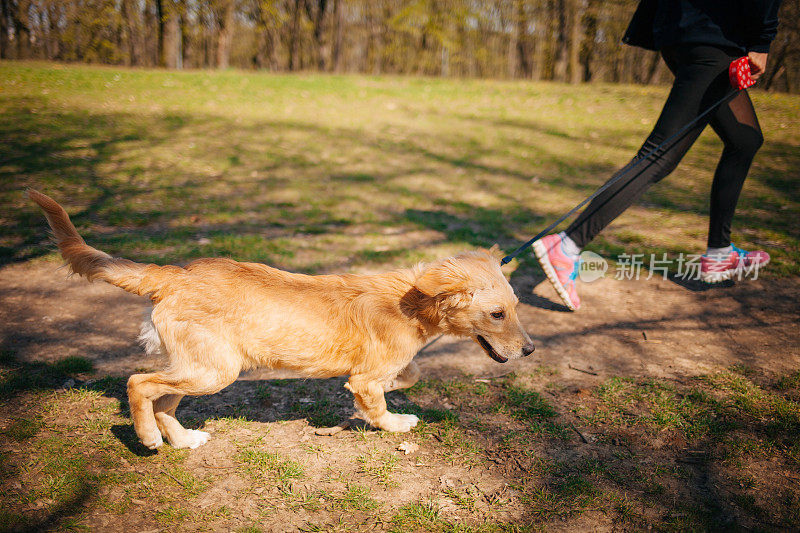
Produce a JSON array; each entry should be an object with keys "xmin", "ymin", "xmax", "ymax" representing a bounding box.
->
[{"xmin": 500, "ymin": 87, "xmax": 742, "ymax": 266}]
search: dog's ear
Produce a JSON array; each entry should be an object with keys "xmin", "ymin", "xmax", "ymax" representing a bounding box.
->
[
  {"xmin": 487, "ymin": 244, "xmax": 504, "ymax": 262},
  {"xmin": 414, "ymin": 260, "xmax": 472, "ymax": 309},
  {"xmin": 477, "ymin": 244, "xmax": 503, "ymax": 263}
]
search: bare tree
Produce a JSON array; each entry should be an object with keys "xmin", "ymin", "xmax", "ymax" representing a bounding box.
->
[
  {"xmin": 288, "ymin": 0, "xmax": 301, "ymax": 70},
  {"xmin": 3, "ymin": 0, "xmax": 798, "ymax": 93},
  {"xmin": 304, "ymin": 0, "xmax": 327, "ymax": 70},
  {"xmin": 552, "ymin": 0, "xmax": 568, "ymax": 81},
  {"xmin": 215, "ymin": 0, "xmax": 236, "ymax": 68},
  {"xmin": 0, "ymin": 0, "xmax": 11, "ymax": 59},
  {"xmin": 330, "ymin": 0, "xmax": 342, "ymax": 71},
  {"xmin": 568, "ymin": 0, "xmax": 583, "ymax": 83}
]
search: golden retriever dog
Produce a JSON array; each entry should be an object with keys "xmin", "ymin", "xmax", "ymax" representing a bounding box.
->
[{"xmin": 29, "ymin": 190, "xmax": 534, "ymax": 450}]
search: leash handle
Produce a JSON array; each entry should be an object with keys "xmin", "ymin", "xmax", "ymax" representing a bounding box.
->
[
  {"xmin": 730, "ymin": 56, "xmax": 757, "ymax": 90},
  {"xmin": 500, "ymin": 57, "xmax": 753, "ymax": 266}
]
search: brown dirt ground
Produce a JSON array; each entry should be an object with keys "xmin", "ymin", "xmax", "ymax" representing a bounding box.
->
[{"xmin": 1, "ymin": 260, "xmax": 799, "ymax": 531}]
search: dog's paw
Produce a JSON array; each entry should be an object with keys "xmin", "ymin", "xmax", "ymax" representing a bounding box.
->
[
  {"xmin": 185, "ymin": 429, "xmax": 210, "ymax": 449},
  {"xmin": 141, "ymin": 431, "xmax": 164, "ymax": 450},
  {"xmin": 170, "ymin": 429, "xmax": 210, "ymax": 449},
  {"xmin": 377, "ymin": 413, "xmax": 419, "ymax": 433}
]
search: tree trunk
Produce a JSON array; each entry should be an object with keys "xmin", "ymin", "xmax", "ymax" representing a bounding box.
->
[
  {"xmin": 515, "ymin": 0, "xmax": 531, "ymax": 78},
  {"xmin": 305, "ymin": 0, "xmax": 327, "ymax": 71},
  {"xmin": 163, "ymin": 0, "xmax": 180, "ymax": 68},
  {"xmin": 255, "ymin": 8, "xmax": 277, "ymax": 71},
  {"xmin": 0, "ymin": 0, "xmax": 10, "ymax": 59},
  {"xmin": 762, "ymin": 40, "xmax": 787, "ymax": 90},
  {"xmin": 643, "ymin": 51, "xmax": 661, "ymax": 84},
  {"xmin": 120, "ymin": 0, "xmax": 136, "ymax": 65},
  {"xmin": 215, "ymin": 0, "xmax": 234, "ymax": 68},
  {"xmin": 530, "ymin": 4, "xmax": 548, "ymax": 80},
  {"xmin": 330, "ymin": 0, "xmax": 342, "ymax": 72},
  {"xmin": 288, "ymin": 0, "xmax": 301, "ymax": 70},
  {"xmin": 503, "ymin": 1, "xmax": 516, "ymax": 78},
  {"xmin": 372, "ymin": 1, "xmax": 384, "ymax": 75},
  {"xmin": 580, "ymin": 0, "xmax": 598, "ymax": 81},
  {"xmin": 568, "ymin": 0, "xmax": 583, "ymax": 83},
  {"xmin": 155, "ymin": 0, "xmax": 165, "ymax": 65},
  {"xmin": 48, "ymin": 2, "xmax": 62, "ymax": 60},
  {"xmin": 12, "ymin": 0, "xmax": 32, "ymax": 59},
  {"xmin": 553, "ymin": 0, "xmax": 568, "ymax": 81}
]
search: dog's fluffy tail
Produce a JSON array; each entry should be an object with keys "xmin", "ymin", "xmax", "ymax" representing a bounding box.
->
[{"xmin": 28, "ymin": 189, "xmax": 170, "ymax": 300}]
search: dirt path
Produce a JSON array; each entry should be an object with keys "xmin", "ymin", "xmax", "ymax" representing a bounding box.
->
[{"xmin": 2, "ymin": 260, "xmax": 799, "ymax": 531}]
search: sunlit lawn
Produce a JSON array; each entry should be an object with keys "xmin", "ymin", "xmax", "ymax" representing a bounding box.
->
[
  {"xmin": 2, "ymin": 61, "xmax": 798, "ymax": 277},
  {"xmin": 2, "ymin": 60, "xmax": 800, "ymax": 531}
]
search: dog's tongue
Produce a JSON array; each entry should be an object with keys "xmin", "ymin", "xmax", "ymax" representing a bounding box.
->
[
  {"xmin": 477, "ymin": 335, "xmax": 508, "ymax": 363},
  {"xmin": 490, "ymin": 351, "xmax": 508, "ymax": 364}
]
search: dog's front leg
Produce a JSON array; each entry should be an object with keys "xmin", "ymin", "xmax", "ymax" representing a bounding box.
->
[{"xmin": 346, "ymin": 376, "xmax": 419, "ymax": 432}]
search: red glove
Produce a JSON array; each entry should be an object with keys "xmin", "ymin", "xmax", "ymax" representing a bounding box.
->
[{"xmin": 729, "ymin": 57, "xmax": 756, "ymax": 90}]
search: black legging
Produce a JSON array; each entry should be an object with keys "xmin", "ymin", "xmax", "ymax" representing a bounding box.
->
[{"xmin": 566, "ymin": 44, "xmax": 764, "ymax": 249}]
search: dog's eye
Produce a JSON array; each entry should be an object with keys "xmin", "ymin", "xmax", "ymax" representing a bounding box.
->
[{"xmin": 490, "ymin": 310, "xmax": 505, "ymax": 320}]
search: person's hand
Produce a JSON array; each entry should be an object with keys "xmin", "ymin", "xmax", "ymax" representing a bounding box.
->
[{"xmin": 748, "ymin": 51, "xmax": 769, "ymax": 80}]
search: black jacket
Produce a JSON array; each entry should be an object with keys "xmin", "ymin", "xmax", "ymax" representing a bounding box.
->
[{"xmin": 623, "ymin": 0, "xmax": 782, "ymax": 54}]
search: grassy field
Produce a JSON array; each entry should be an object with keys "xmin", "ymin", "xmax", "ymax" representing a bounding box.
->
[
  {"xmin": 1, "ymin": 61, "xmax": 798, "ymax": 275},
  {"xmin": 3, "ymin": 350, "xmax": 800, "ymax": 531},
  {"xmin": 1, "ymin": 62, "xmax": 800, "ymax": 532}
]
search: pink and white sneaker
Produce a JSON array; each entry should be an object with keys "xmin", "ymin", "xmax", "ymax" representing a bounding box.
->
[
  {"xmin": 533, "ymin": 234, "xmax": 581, "ymax": 311},
  {"xmin": 700, "ymin": 244, "xmax": 770, "ymax": 283}
]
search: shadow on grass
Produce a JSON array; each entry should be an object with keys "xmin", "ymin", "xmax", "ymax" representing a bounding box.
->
[
  {"xmin": 2, "ymin": 483, "xmax": 96, "ymax": 533},
  {"xmin": 3, "ymin": 334, "xmax": 800, "ymax": 529},
  {"xmin": 0, "ymin": 345, "xmax": 436, "ymax": 451},
  {"xmin": 2, "ymin": 78, "xmax": 799, "ymax": 530},
  {"xmin": 3, "ymin": 92, "xmax": 797, "ymax": 277},
  {"xmin": 403, "ymin": 369, "xmax": 800, "ymax": 529},
  {"xmin": 0, "ymin": 351, "xmax": 102, "ymax": 531},
  {"xmin": 110, "ymin": 424, "xmax": 158, "ymax": 457}
]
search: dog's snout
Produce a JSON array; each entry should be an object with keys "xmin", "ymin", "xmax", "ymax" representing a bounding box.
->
[{"xmin": 522, "ymin": 342, "xmax": 535, "ymax": 357}]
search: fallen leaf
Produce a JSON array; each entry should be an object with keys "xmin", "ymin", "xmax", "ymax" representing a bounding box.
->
[{"xmin": 397, "ymin": 441, "xmax": 419, "ymax": 455}]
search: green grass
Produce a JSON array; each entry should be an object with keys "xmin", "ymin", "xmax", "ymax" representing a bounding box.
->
[
  {"xmin": 499, "ymin": 382, "xmax": 570, "ymax": 439},
  {"xmin": 163, "ymin": 466, "xmax": 209, "ymax": 497},
  {"xmin": 4, "ymin": 417, "xmax": 41, "ymax": 440},
  {"xmin": 3, "ymin": 341, "xmax": 800, "ymax": 529},
  {"xmin": 155, "ymin": 505, "xmax": 190, "ymax": 525},
  {"xmin": 237, "ymin": 448, "xmax": 305, "ymax": 485},
  {"xmin": 582, "ymin": 376, "xmax": 730, "ymax": 439},
  {"xmin": 389, "ymin": 501, "xmax": 444, "ymax": 532},
  {"xmin": 1, "ymin": 62, "xmax": 800, "ymax": 531},
  {"xmin": 332, "ymin": 484, "xmax": 381, "ymax": 512},
  {"xmin": 2, "ymin": 61, "xmax": 798, "ymax": 276},
  {"xmin": 52, "ymin": 356, "xmax": 94, "ymax": 375},
  {"xmin": 356, "ymin": 449, "xmax": 400, "ymax": 486}
]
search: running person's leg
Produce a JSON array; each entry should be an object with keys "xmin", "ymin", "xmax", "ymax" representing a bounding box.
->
[
  {"xmin": 700, "ymin": 91, "xmax": 770, "ymax": 281},
  {"xmin": 564, "ymin": 45, "xmax": 738, "ymax": 248},
  {"xmin": 535, "ymin": 45, "xmax": 737, "ymax": 309},
  {"xmin": 706, "ymin": 91, "xmax": 763, "ymax": 249}
]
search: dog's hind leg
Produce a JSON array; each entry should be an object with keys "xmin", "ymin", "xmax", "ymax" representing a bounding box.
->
[
  {"xmin": 384, "ymin": 361, "xmax": 420, "ymax": 392},
  {"xmin": 152, "ymin": 394, "xmax": 209, "ymax": 449},
  {"xmin": 127, "ymin": 356, "xmax": 240, "ymax": 450},
  {"xmin": 127, "ymin": 373, "xmax": 176, "ymax": 449},
  {"xmin": 346, "ymin": 376, "xmax": 418, "ymax": 433}
]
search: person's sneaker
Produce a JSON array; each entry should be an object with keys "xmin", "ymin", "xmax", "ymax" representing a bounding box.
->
[
  {"xmin": 700, "ymin": 244, "xmax": 770, "ymax": 283},
  {"xmin": 533, "ymin": 234, "xmax": 581, "ymax": 311}
]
